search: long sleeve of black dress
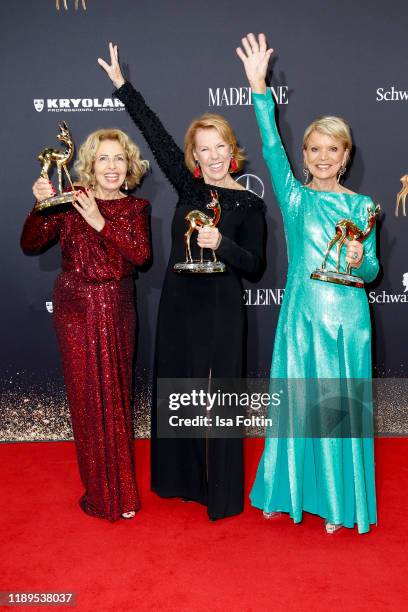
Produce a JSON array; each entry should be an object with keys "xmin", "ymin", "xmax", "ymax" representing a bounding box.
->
[
  {"xmin": 216, "ymin": 206, "xmax": 265, "ymax": 277},
  {"xmin": 114, "ymin": 82, "xmax": 189, "ymax": 192}
]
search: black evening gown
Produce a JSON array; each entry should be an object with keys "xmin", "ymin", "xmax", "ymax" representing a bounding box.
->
[{"xmin": 115, "ymin": 82, "xmax": 265, "ymax": 519}]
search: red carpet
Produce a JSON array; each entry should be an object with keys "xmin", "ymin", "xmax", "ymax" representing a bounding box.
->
[{"xmin": 0, "ymin": 438, "xmax": 406, "ymax": 611}]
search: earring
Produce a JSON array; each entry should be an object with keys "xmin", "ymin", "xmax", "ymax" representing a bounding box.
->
[
  {"xmin": 337, "ymin": 166, "xmax": 346, "ymax": 183},
  {"xmin": 229, "ymin": 157, "xmax": 238, "ymax": 173},
  {"xmin": 193, "ymin": 160, "xmax": 201, "ymax": 179},
  {"xmin": 303, "ymin": 166, "xmax": 310, "ymax": 184},
  {"xmin": 123, "ymin": 178, "xmax": 129, "ymax": 190}
]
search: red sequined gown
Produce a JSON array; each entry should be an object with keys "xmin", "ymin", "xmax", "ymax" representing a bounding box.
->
[{"xmin": 21, "ymin": 195, "xmax": 151, "ymax": 521}]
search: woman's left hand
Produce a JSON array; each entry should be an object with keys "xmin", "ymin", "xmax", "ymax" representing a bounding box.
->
[
  {"xmin": 236, "ymin": 33, "xmax": 273, "ymax": 94},
  {"xmin": 97, "ymin": 42, "xmax": 126, "ymax": 90},
  {"xmin": 197, "ymin": 226, "xmax": 222, "ymax": 250},
  {"xmin": 346, "ymin": 239, "xmax": 363, "ymax": 268},
  {"xmin": 73, "ymin": 189, "xmax": 106, "ymax": 232}
]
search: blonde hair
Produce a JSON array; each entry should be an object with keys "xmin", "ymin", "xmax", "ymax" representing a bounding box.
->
[
  {"xmin": 74, "ymin": 128, "xmax": 149, "ymax": 189},
  {"xmin": 303, "ymin": 116, "xmax": 352, "ymax": 154},
  {"xmin": 184, "ymin": 113, "xmax": 246, "ymax": 174}
]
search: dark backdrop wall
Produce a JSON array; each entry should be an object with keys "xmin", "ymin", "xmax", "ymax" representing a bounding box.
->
[{"xmin": 1, "ymin": 0, "xmax": 407, "ymax": 440}]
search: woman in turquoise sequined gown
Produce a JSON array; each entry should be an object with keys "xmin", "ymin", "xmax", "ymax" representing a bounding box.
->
[{"xmin": 237, "ymin": 34, "xmax": 379, "ymax": 534}]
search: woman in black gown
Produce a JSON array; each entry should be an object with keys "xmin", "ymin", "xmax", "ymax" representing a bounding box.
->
[{"xmin": 99, "ymin": 43, "xmax": 265, "ymax": 520}]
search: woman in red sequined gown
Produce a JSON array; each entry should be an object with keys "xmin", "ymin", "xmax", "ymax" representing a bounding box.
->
[{"xmin": 21, "ymin": 129, "xmax": 151, "ymax": 521}]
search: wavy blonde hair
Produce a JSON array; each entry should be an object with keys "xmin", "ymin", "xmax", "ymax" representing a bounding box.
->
[
  {"xmin": 74, "ymin": 128, "xmax": 149, "ymax": 189},
  {"xmin": 184, "ymin": 113, "xmax": 246, "ymax": 174}
]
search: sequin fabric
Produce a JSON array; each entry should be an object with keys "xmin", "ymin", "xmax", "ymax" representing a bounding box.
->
[
  {"xmin": 21, "ymin": 195, "xmax": 151, "ymax": 521},
  {"xmin": 249, "ymin": 91, "xmax": 379, "ymax": 533}
]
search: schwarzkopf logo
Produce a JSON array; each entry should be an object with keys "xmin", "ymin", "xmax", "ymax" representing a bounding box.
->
[
  {"xmin": 45, "ymin": 302, "xmax": 53, "ymax": 313},
  {"xmin": 235, "ymin": 174, "xmax": 265, "ymax": 199},
  {"xmin": 33, "ymin": 97, "xmax": 124, "ymax": 113},
  {"xmin": 368, "ymin": 273, "xmax": 408, "ymax": 304},
  {"xmin": 376, "ymin": 87, "xmax": 408, "ymax": 102},
  {"xmin": 209, "ymin": 86, "xmax": 289, "ymax": 107}
]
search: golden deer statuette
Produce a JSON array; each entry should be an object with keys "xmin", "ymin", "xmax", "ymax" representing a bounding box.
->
[
  {"xmin": 56, "ymin": 0, "xmax": 87, "ymax": 10},
  {"xmin": 173, "ymin": 190, "xmax": 226, "ymax": 274},
  {"xmin": 311, "ymin": 205, "xmax": 381, "ymax": 288},
  {"xmin": 396, "ymin": 175, "xmax": 408, "ymax": 217},
  {"xmin": 184, "ymin": 190, "xmax": 221, "ymax": 264},
  {"xmin": 35, "ymin": 122, "xmax": 76, "ymax": 212}
]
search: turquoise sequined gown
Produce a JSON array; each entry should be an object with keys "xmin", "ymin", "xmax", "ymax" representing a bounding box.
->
[{"xmin": 250, "ymin": 91, "xmax": 379, "ymax": 533}]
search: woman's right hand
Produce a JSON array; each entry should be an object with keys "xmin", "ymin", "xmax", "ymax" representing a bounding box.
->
[
  {"xmin": 97, "ymin": 42, "xmax": 126, "ymax": 89},
  {"xmin": 236, "ymin": 33, "xmax": 273, "ymax": 94},
  {"xmin": 32, "ymin": 177, "xmax": 55, "ymax": 202}
]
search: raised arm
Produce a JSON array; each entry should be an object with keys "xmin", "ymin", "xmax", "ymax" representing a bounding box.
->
[
  {"xmin": 98, "ymin": 43, "xmax": 188, "ymax": 192},
  {"xmin": 236, "ymin": 34, "xmax": 299, "ymax": 209}
]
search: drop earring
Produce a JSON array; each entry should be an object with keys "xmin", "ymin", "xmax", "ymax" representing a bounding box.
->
[
  {"xmin": 194, "ymin": 160, "xmax": 201, "ymax": 179},
  {"xmin": 229, "ymin": 157, "xmax": 238, "ymax": 173},
  {"xmin": 337, "ymin": 166, "xmax": 346, "ymax": 183},
  {"xmin": 303, "ymin": 166, "xmax": 310, "ymax": 184}
]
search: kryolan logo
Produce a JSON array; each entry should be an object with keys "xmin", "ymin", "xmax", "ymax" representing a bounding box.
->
[
  {"xmin": 34, "ymin": 99, "xmax": 44, "ymax": 112},
  {"xmin": 33, "ymin": 98, "xmax": 125, "ymax": 113},
  {"xmin": 368, "ymin": 274, "xmax": 408, "ymax": 304},
  {"xmin": 209, "ymin": 86, "xmax": 289, "ymax": 107}
]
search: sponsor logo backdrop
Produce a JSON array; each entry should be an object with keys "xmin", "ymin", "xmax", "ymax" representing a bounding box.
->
[{"xmin": 0, "ymin": 0, "xmax": 407, "ymax": 439}]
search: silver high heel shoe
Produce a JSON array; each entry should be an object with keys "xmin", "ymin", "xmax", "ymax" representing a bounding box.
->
[
  {"xmin": 325, "ymin": 521, "xmax": 343, "ymax": 534},
  {"xmin": 121, "ymin": 511, "xmax": 136, "ymax": 519},
  {"xmin": 263, "ymin": 510, "xmax": 282, "ymax": 520}
]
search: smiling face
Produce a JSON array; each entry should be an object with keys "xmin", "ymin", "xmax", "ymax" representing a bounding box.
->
[
  {"xmin": 93, "ymin": 139, "xmax": 128, "ymax": 193},
  {"xmin": 303, "ymin": 131, "xmax": 349, "ymax": 181},
  {"xmin": 193, "ymin": 127, "xmax": 232, "ymax": 184}
]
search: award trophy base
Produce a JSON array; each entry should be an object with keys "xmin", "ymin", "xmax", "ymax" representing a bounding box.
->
[
  {"xmin": 173, "ymin": 260, "xmax": 226, "ymax": 274},
  {"xmin": 34, "ymin": 191, "xmax": 76, "ymax": 213},
  {"xmin": 311, "ymin": 269, "xmax": 364, "ymax": 289}
]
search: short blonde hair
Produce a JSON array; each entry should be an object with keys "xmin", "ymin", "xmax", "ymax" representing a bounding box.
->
[
  {"xmin": 74, "ymin": 128, "xmax": 149, "ymax": 189},
  {"xmin": 303, "ymin": 116, "xmax": 352, "ymax": 154},
  {"xmin": 184, "ymin": 113, "xmax": 246, "ymax": 174}
]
